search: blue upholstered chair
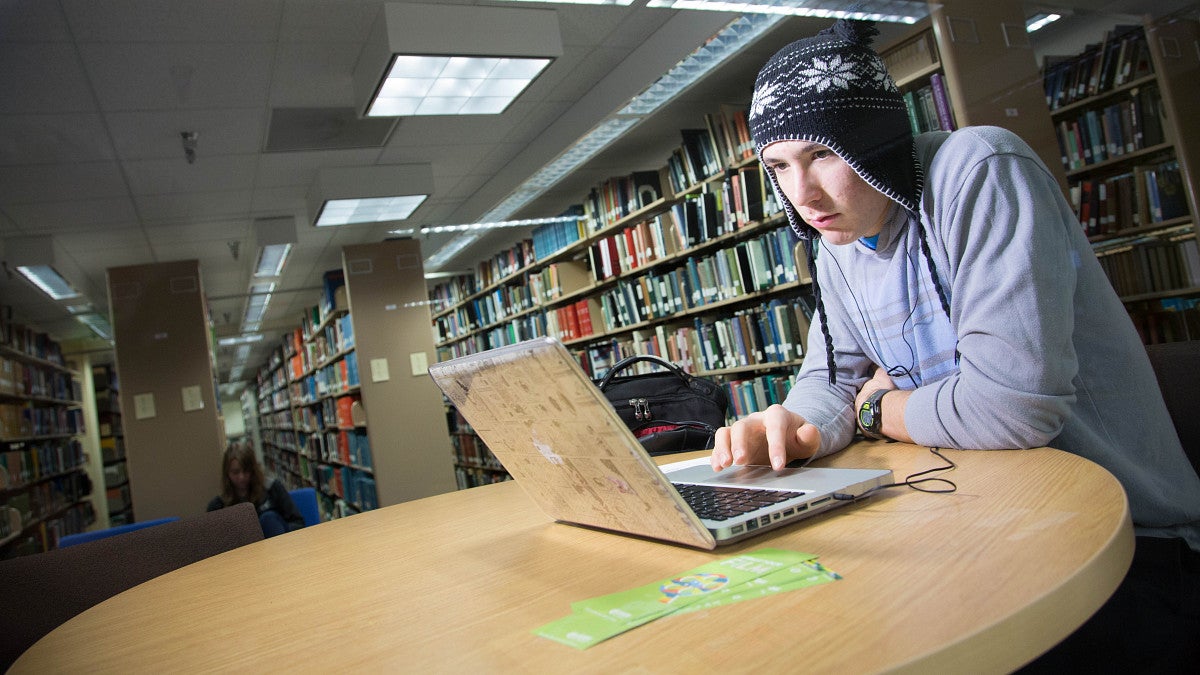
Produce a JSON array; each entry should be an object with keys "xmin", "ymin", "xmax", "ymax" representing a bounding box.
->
[
  {"xmin": 289, "ymin": 487, "xmax": 321, "ymax": 527},
  {"xmin": 58, "ymin": 517, "xmax": 180, "ymax": 548}
]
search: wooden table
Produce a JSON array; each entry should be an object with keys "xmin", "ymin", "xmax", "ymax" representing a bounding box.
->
[{"xmin": 13, "ymin": 442, "xmax": 1133, "ymax": 674}]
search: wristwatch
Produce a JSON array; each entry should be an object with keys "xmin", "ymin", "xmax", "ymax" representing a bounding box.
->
[{"xmin": 857, "ymin": 389, "xmax": 889, "ymax": 440}]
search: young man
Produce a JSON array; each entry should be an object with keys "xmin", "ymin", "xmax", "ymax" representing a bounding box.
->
[{"xmin": 710, "ymin": 19, "xmax": 1200, "ymax": 670}]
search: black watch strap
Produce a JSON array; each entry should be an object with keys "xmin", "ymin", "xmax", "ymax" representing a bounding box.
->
[{"xmin": 858, "ymin": 389, "xmax": 889, "ymax": 440}]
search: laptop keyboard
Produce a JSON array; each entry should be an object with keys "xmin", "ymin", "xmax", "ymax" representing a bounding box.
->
[{"xmin": 672, "ymin": 484, "xmax": 804, "ymax": 521}]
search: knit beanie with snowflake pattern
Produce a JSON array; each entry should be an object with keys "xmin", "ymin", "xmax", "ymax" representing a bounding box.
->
[{"xmin": 749, "ymin": 19, "xmax": 922, "ymax": 240}]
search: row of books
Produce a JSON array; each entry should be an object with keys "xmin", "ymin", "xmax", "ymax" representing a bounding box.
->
[
  {"xmin": 303, "ymin": 313, "xmax": 354, "ymax": 365},
  {"xmin": 295, "ymin": 391, "xmax": 363, "ymax": 433},
  {"xmin": 1043, "ymin": 25, "xmax": 1152, "ymax": 111},
  {"xmin": 428, "ymin": 273, "xmax": 478, "ymax": 314},
  {"xmin": 531, "ymin": 215, "xmax": 588, "ymax": 260},
  {"xmin": 1073, "ymin": 160, "xmax": 1188, "ymax": 237},
  {"xmin": 475, "ymin": 238, "xmax": 537, "ymax": 290},
  {"xmin": 595, "ymin": 230, "xmax": 806, "ymax": 332},
  {"xmin": 723, "ymin": 370, "xmax": 801, "ymax": 420},
  {"xmin": 902, "ymin": 74, "xmax": 956, "ymax": 135},
  {"xmin": 582, "ymin": 170, "xmax": 665, "ymax": 232},
  {"xmin": 1054, "ymin": 85, "xmax": 1165, "ymax": 171},
  {"xmin": 1095, "ymin": 233, "xmax": 1200, "ymax": 298},
  {"xmin": 589, "ymin": 167, "xmax": 777, "ymax": 282},
  {"xmin": 0, "ymin": 403, "xmax": 85, "ymax": 440},
  {"xmin": 705, "ymin": 104, "xmax": 756, "ymax": 170},
  {"xmin": 308, "ymin": 428, "xmax": 373, "ymax": 470},
  {"xmin": 0, "ymin": 357, "xmax": 82, "ymax": 402},
  {"xmin": 316, "ymin": 465, "xmax": 378, "ymax": 512},
  {"xmin": 1129, "ymin": 298, "xmax": 1200, "ymax": 344},
  {"xmin": 577, "ymin": 297, "xmax": 811, "ymax": 380},
  {"xmin": 668, "ymin": 128, "xmax": 729, "ymax": 194},
  {"xmin": 546, "ymin": 298, "xmax": 598, "ymax": 342},
  {"xmin": 0, "ymin": 305, "xmax": 68, "ymax": 368},
  {"xmin": 448, "ymin": 431, "xmax": 505, "ymax": 473},
  {"xmin": 0, "ymin": 439, "xmax": 85, "ymax": 490},
  {"xmin": 290, "ymin": 353, "xmax": 361, "ymax": 404},
  {"xmin": 435, "ymin": 227, "xmax": 808, "ymax": 357},
  {"xmin": 454, "ymin": 466, "xmax": 512, "ymax": 490},
  {"xmin": 4, "ymin": 471, "xmax": 92, "ymax": 535}
]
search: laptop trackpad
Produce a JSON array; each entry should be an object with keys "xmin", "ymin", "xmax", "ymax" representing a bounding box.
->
[{"xmin": 666, "ymin": 464, "xmax": 818, "ymax": 490}]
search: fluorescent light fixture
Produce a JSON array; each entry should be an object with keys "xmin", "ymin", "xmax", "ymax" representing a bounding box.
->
[
  {"xmin": 390, "ymin": 215, "xmax": 580, "ymax": 235},
  {"xmin": 354, "ymin": 3, "xmax": 563, "ymax": 118},
  {"xmin": 645, "ymin": 0, "xmax": 926, "ymax": 23},
  {"xmin": 368, "ymin": 55, "xmax": 552, "ymax": 116},
  {"xmin": 218, "ymin": 333, "xmax": 265, "ymax": 346},
  {"xmin": 254, "ymin": 243, "xmax": 292, "ymax": 277},
  {"xmin": 253, "ymin": 216, "xmax": 297, "ymax": 275},
  {"xmin": 242, "ymin": 281, "xmax": 275, "ymax": 332},
  {"xmin": 307, "ymin": 164, "xmax": 433, "ymax": 228},
  {"xmin": 1026, "ymin": 13, "xmax": 1061, "ymax": 32},
  {"xmin": 500, "ymin": 0, "xmax": 632, "ymax": 5},
  {"xmin": 17, "ymin": 265, "xmax": 81, "ymax": 300},
  {"xmin": 76, "ymin": 312, "xmax": 112, "ymax": 341},
  {"xmin": 315, "ymin": 196, "xmax": 428, "ymax": 227},
  {"xmin": 424, "ymin": 12, "xmax": 782, "ymax": 270}
]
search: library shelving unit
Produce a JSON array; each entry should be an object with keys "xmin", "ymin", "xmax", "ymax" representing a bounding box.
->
[
  {"xmin": 258, "ymin": 270, "xmax": 370, "ymax": 521},
  {"xmin": 874, "ymin": 2, "xmax": 1066, "ymax": 190},
  {"xmin": 0, "ymin": 318, "xmax": 94, "ymax": 559},
  {"xmin": 91, "ymin": 364, "xmax": 133, "ymax": 525},
  {"xmin": 429, "ymin": 107, "xmax": 816, "ymax": 488},
  {"xmin": 1042, "ymin": 15, "xmax": 1200, "ymax": 342},
  {"xmin": 108, "ymin": 259, "xmax": 226, "ymax": 521},
  {"xmin": 256, "ymin": 239, "xmax": 457, "ymax": 509}
]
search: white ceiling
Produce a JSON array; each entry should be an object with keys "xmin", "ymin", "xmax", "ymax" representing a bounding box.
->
[{"xmin": 0, "ymin": 0, "xmax": 1188, "ymax": 393}]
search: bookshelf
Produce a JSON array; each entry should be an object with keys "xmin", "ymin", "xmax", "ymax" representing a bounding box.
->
[
  {"xmin": 256, "ymin": 239, "xmax": 457, "ymax": 510},
  {"xmin": 107, "ymin": 260, "xmax": 226, "ymax": 522},
  {"xmin": 91, "ymin": 364, "xmax": 133, "ymax": 525},
  {"xmin": 258, "ymin": 270, "xmax": 370, "ymax": 520},
  {"xmin": 1042, "ymin": 15, "xmax": 1200, "ymax": 342},
  {"xmin": 875, "ymin": 5, "xmax": 1066, "ymax": 192},
  {"xmin": 429, "ymin": 104, "xmax": 820, "ymax": 487},
  {"xmin": 0, "ymin": 314, "xmax": 94, "ymax": 560}
]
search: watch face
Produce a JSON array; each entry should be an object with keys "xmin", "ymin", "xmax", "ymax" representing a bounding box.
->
[{"xmin": 858, "ymin": 404, "xmax": 875, "ymax": 428}]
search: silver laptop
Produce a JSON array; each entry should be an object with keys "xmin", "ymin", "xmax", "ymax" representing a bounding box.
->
[{"xmin": 428, "ymin": 337, "xmax": 892, "ymax": 549}]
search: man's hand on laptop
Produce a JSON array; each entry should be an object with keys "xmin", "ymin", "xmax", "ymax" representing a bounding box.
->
[{"xmin": 711, "ymin": 404, "xmax": 821, "ymax": 472}]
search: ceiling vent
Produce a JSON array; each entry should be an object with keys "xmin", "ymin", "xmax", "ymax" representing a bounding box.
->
[{"xmin": 264, "ymin": 107, "xmax": 397, "ymax": 152}]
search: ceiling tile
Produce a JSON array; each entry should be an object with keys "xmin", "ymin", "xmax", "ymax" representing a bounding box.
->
[
  {"xmin": 79, "ymin": 42, "xmax": 274, "ymax": 111},
  {"xmin": 0, "ymin": 0, "xmax": 71, "ymax": 42},
  {"xmin": 134, "ymin": 189, "xmax": 254, "ymax": 222},
  {"xmin": 0, "ymin": 113, "xmax": 116, "ymax": 165},
  {"xmin": 254, "ymin": 147, "xmax": 382, "ymax": 187},
  {"xmin": 105, "ymin": 108, "xmax": 265, "ymax": 160},
  {"xmin": 123, "ymin": 154, "xmax": 259, "ymax": 195},
  {"xmin": 277, "ymin": 0, "xmax": 379, "ymax": 43},
  {"xmin": 0, "ymin": 161, "xmax": 128, "ymax": 203},
  {"xmin": 268, "ymin": 42, "xmax": 360, "ymax": 107},
  {"xmin": 3, "ymin": 196, "xmax": 138, "ymax": 231},
  {"xmin": 62, "ymin": 0, "xmax": 282, "ymax": 43},
  {"xmin": 0, "ymin": 43, "xmax": 98, "ymax": 113}
]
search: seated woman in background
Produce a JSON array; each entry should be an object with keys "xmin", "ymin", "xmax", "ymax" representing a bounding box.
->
[{"xmin": 207, "ymin": 442, "xmax": 305, "ymax": 537}]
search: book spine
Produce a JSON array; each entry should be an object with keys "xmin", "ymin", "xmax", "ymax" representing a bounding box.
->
[{"xmin": 929, "ymin": 73, "xmax": 956, "ymax": 131}]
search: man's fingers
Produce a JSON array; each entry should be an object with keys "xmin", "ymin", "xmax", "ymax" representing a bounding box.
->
[
  {"xmin": 711, "ymin": 426, "xmax": 732, "ymax": 471},
  {"xmin": 764, "ymin": 405, "xmax": 791, "ymax": 470}
]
